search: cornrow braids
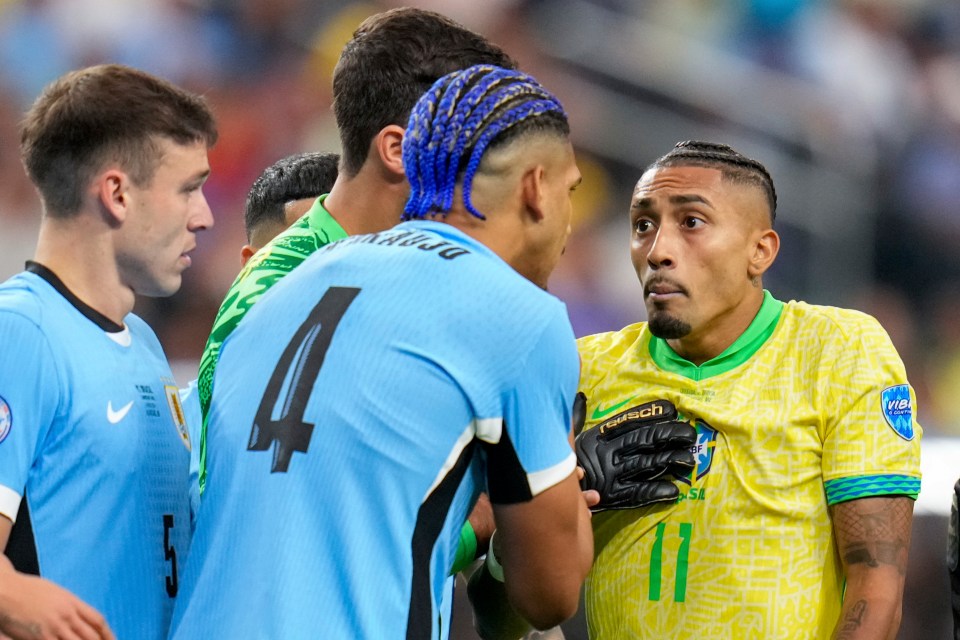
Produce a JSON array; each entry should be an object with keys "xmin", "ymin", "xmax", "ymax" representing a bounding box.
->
[
  {"xmin": 419, "ymin": 64, "xmax": 504, "ymax": 217},
  {"xmin": 652, "ymin": 140, "xmax": 778, "ymax": 223},
  {"xmin": 437, "ymin": 69, "xmax": 515, "ymax": 210},
  {"xmin": 402, "ymin": 64, "xmax": 568, "ymax": 221},
  {"xmin": 403, "ymin": 81, "xmax": 446, "ymax": 217}
]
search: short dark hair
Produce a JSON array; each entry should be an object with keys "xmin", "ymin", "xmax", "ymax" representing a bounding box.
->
[
  {"xmin": 648, "ymin": 140, "xmax": 778, "ymax": 223},
  {"xmin": 332, "ymin": 7, "xmax": 516, "ymax": 177},
  {"xmin": 20, "ymin": 63, "xmax": 218, "ymax": 217},
  {"xmin": 403, "ymin": 65, "xmax": 569, "ymax": 220},
  {"xmin": 244, "ymin": 152, "xmax": 340, "ymax": 240}
]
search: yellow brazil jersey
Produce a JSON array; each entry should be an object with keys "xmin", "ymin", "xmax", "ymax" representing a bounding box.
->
[{"xmin": 577, "ymin": 292, "xmax": 921, "ymax": 640}]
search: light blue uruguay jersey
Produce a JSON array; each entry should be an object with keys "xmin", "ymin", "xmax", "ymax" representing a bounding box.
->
[
  {"xmin": 177, "ymin": 379, "xmax": 202, "ymax": 532},
  {"xmin": 0, "ymin": 263, "xmax": 192, "ymax": 640},
  {"xmin": 169, "ymin": 220, "xmax": 579, "ymax": 640}
]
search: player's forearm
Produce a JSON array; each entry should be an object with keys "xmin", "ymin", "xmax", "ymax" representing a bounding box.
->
[
  {"xmin": 468, "ymin": 493, "xmax": 495, "ymax": 557},
  {"xmin": 572, "ymin": 494, "xmax": 594, "ymax": 577},
  {"xmin": 466, "ymin": 561, "xmax": 532, "ymax": 640},
  {"xmin": 831, "ymin": 589, "xmax": 902, "ymax": 640},
  {"xmin": 490, "ymin": 473, "xmax": 594, "ymax": 630},
  {"xmin": 0, "ymin": 565, "xmax": 30, "ymax": 639},
  {"xmin": 451, "ymin": 495, "xmax": 497, "ymax": 576},
  {"xmin": 0, "ymin": 554, "xmax": 18, "ymax": 603},
  {"xmin": 502, "ymin": 499, "xmax": 593, "ymax": 628},
  {"xmin": 830, "ymin": 497, "xmax": 911, "ymax": 640}
]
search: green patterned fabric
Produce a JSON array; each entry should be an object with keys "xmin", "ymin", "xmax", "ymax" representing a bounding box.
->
[
  {"xmin": 824, "ymin": 474, "xmax": 921, "ymax": 505},
  {"xmin": 197, "ymin": 195, "xmax": 346, "ymax": 493}
]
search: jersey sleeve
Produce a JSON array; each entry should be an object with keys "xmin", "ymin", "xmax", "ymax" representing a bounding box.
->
[
  {"xmin": 0, "ymin": 311, "xmax": 60, "ymax": 521},
  {"xmin": 821, "ymin": 313, "xmax": 922, "ymax": 505},
  {"xmin": 178, "ymin": 380, "xmax": 202, "ymax": 532},
  {"xmin": 483, "ymin": 308, "xmax": 578, "ymax": 505}
]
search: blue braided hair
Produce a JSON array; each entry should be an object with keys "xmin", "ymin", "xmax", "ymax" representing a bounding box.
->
[{"xmin": 403, "ymin": 64, "xmax": 568, "ymax": 220}]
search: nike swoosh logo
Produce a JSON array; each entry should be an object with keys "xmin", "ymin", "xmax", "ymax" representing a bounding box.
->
[
  {"xmin": 590, "ymin": 396, "xmax": 637, "ymax": 420},
  {"xmin": 107, "ymin": 401, "xmax": 134, "ymax": 424}
]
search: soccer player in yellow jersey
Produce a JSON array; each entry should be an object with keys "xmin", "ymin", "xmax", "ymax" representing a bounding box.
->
[{"xmin": 577, "ymin": 140, "xmax": 921, "ymax": 640}]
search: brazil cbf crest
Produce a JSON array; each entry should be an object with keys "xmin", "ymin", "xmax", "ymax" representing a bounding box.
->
[
  {"xmin": 677, "ymin": 419, "xmax": 717, "ymax": 485},
  {"xmin": 881, "ymin": 384, "xmax": 914, "ymax": 440}
]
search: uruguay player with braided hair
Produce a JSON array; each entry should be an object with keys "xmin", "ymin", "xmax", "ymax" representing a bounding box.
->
[
  {"xmin": 574, "ymin": 140, "xmax": 921, "ymax": 639},
  {"xmin": 194, "ymin": 7, "xmax": 521, "ymax": 590},
  {"xmin": 168, "ymin": 64, "xmax": 593, "ymax": 640}
]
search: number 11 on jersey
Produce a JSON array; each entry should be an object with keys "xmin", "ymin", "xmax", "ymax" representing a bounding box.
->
[{"xmin": 649, "ymin": 521, "xmax": 692, "ymax": 603}]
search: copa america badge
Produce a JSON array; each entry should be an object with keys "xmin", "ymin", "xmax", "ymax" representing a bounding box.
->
[
  {"xmin": 881, "ymin": 384, "xmax": 913, "ymax": 440},
  {"xmin": 0, "ymin": 395, "xmax": 11, "ymax": 444}
]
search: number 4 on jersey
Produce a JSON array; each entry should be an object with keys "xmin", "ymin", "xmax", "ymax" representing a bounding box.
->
[{"xmin": 247, "ymin": 286, "xmax": 361, "ymax": 472}]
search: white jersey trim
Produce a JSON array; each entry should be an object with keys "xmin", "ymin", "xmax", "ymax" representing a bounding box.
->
[
  {"xmin": 424, "ymin": 421, "xmax": 477, "ymax": 498},
  {"xmin": 0, "ymin": 484, "xmax": 22, "ymax": 523},
  {"xmin": 474, "ymin": 417, "xmax": 503, "ymax": 444},
  {"xmin": 527, "ymin": 452, "xmax": 577, "ymax": 497},
  {"xmin": 106, "ymin": 326, "xmax": 132, "ymax": 347}
]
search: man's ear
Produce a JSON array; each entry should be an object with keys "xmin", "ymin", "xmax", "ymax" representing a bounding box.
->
[
  {"xmin": 240, "ymin": 244, "xmax": 256, "ymax": 267},
  {"xmin": 373, "ymin": 124, "xmax": 406, "ymax": 181},
  {"xmin": 748, "ymin": 228, "xmax": 780, "ymax": 279},
  {"xmin": 519, "ymin": 164, "xmax": 547, "ymax": 223},
  {"xmin": 96, "ymin": 169, "xmax": 129, "ymax": 227}
]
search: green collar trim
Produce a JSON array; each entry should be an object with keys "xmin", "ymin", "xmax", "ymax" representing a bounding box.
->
[
  {"xmin": 307, "ymin": 194, "xmax": 348, "ymax": 242},
  {"xmin": 648, "ymin": 290, "xmax": 783, "ymax": 380}
]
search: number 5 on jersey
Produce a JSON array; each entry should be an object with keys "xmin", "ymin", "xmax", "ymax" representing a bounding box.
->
[{"xmin": 248, "ymin": 286, "xmax": 361, "ymax": 473}]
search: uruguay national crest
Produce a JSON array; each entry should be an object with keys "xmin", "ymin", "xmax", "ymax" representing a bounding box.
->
[
  {"xmin": 0, "ymin": 395, "xmax": 10, "ymax": 444},
  {"xmin": 881, "ymin": 384, "xmax": 914, "ymax": 440},
  {"xmin": 678, "ymin": 419, "xmax": 717, "ymax": 485},
  {"xmin": 165, "ymin": 385, "xmax": 191, "ymax": 451}
]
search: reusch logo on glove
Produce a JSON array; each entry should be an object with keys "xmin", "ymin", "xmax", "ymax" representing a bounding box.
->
[
  {"xmin": 598, "ymin": 399, "xmax": 674, "ymax": 435},
  {"xmin": 574, "ymin": 397, "xmax": 697, "ymax": 511}
]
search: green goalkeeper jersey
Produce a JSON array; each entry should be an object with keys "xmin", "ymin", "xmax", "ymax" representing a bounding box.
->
[{"xmin": 196, "ymin": 195, "xmax": 346, "ymax": 494}]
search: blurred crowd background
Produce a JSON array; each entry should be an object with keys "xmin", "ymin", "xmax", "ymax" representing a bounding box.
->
[{"xmin": 1, "ymin": 0, "xmax": 958, "ymax": 637}]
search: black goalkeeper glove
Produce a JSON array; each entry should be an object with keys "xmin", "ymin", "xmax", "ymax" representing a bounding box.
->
[
  {"xmin": 949, "ymin": 478, "xmax": 960, "ymax": 640},
  {"xmin": 574, "ymin": 394, "xmax": 697, "ymax": 511}
]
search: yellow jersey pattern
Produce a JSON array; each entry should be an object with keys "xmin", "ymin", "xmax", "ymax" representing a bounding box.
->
[{"xmin": 577, "ymin": 292, "xmax": 921, "ymax": 640}]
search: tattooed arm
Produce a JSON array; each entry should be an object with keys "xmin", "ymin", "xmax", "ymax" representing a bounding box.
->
[{"xmin": 830, "ymin": 496, "xmax": 914, "ymax": 640}]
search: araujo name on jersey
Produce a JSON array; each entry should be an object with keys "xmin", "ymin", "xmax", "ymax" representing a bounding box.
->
[{"xmin": 333, "ymin": 229, "xmax": 472, "ymax": 260}]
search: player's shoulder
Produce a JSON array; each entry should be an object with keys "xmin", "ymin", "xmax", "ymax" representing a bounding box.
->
[
  {"xmin": 577, "ymin": 321, "xmax": 648, "ymax": 359},
  {"xmin": 577, "ymin": 322, "xmax": 649, "ymax": 384},
  {"xmin": 409, "ymin": 222, "xmax": 564, "ymax": 313},
  {"xmin": 781, "ymin": 299, "xmax": 886, "ymax": 342},
  {"xmin": 576, "ymin": 323, "xmax": 650, "ymax": 400},
  {"xmin": 123, "ymin": 312, "xmax": 165, "ymax": 352},
  {"xmin": 457, "ymin": 259, "xmax": 570, "ymax": 346},
  {"xmin": 0, "ymin": 271, "xmax": 52, "ymax": 329},
  {"xmin": 241, "ymin": 209, "xmax": 325, "ymax": 279}
]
